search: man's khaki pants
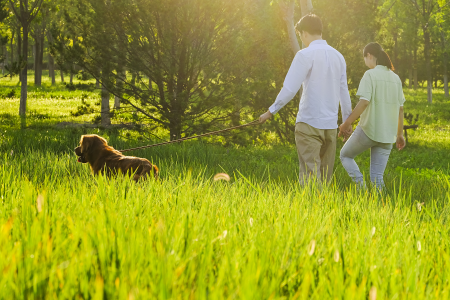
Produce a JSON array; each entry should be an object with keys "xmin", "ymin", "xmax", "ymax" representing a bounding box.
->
[{"xmin": 295, "ymin": 122, "xmax": 337, "ymax": 185}]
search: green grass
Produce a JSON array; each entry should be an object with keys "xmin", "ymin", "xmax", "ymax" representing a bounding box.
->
[{"xmin": 1, "ymin": 73, "xmax": 450, "ymax": 298}]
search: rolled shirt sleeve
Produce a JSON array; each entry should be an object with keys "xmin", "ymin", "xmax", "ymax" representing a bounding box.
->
[
  {"xmin": 269, "ymin": 52, "xmax": 311, "ymax": 115},
  {"xmin": 356, "ymin": 71, "xmax": 373, "ymax": 101},
  {"xmin": 339, "ymin": 66, "xmax": 352, "ymax": 122},
  {"xmin": 399, "ymin": 85, "xmax": 406, "ymax": 107}
]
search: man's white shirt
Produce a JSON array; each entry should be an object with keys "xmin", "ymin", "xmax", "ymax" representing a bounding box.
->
[{"xmin": 269, "ymin": 40, "xmax": 352, "ymax": 130}]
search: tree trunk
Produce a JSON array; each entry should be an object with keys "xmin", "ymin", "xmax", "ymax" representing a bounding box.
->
[
  {"xmin": 300, "ymin": 0, "xmax": 313, "ymax": 49},
  {"xmin": 101, "ymin": 70, "xmax": 111, "ymax": 126},
  {"xmin": 413, "ymin": 47, "xmax": 418, "ymax": 90},
  {"xmin": 46, "ymin": 31, "xmax": 55, "ymax": 85},
  {"xmin": 3, "ymin": 45, "xmax": 6, "ymax": 74},
  {"xmin": 131, "ymin": 72, "xmax": 136, "ymax": 86},
  {"xmin": 48, "ymin": 52, "xmax": 55, "ymax": 84},
  {"xmin": 444, "ymin": 66, "xmax": 449, "ymax": 98},
  {"xmin": 34, "ymin": 33, "xmax": 43, "ymax": 86},
  {"xmin": 445, "ymin": 73, "xmax": 449, "ymax": 98},
  {"xmin": 17, "ymin": 27, "xmax": 22, "ymax": 82},
  {"xmin": 169, "ymin": 117, "xmax": 182, "ymax": 140},
  {"xmin": 423, "ymin": 27, "xmax": 432, "ymax": 103},
  {"xmin": 70, "ymin": 68, "xmax": 73, "ymax": 84},
  {"xmin": 115, "ymin": 70, "xmax": 125, "ymax": 109},
  {"xmin": 101, "ymin": 87, "xmax": 111, "ymax": 126},
  {"xmin": 279, "ymin": 0, "xmax": 300, "ymax": 54},
  {"xmin": 300, "ymin": 0, "xmax": 314, "ymax": 16},
  {"xmin": 114, "ymin": 95, "xmax": 121, "ymax": 109},
  {"xmin": 10, "ymin": 30, "xmax": 14, "ymax": 65},
  {"xmin": 39, "ymin": 34, "xmax": 44, "ymax": 82},
  {"xmin": 408, "ymin": 52, "xmax": 413, "ymax": 89},
  {"xmin": 442, "ymin": 31, "xmax": 449, "ymax": 97},
  {"xmin": 393, "ymin": 11, "xmax": 398, "ymax": 73},
  {"xmin": 1, "ymin": 44, "xmax": 4, "ymax": 75},
  {"xmin": 19, "ymin": 22, "xmax": 28, "ymax": 116},
  {"xmin": 59, "ymin": 65, "xmax": 64, "ymax": 82}
]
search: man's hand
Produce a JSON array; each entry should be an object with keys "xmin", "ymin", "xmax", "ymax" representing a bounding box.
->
[
  {"xmin": 396, "ymin": 135, "xmax": 406, "ymax": 151},
  {"xmin": 338, "ymin": 122, "xmax": 352, "ymax": 142},
  {"xmin": 259, "ymin": 110, "xmax": 273, "ymax": 124}
]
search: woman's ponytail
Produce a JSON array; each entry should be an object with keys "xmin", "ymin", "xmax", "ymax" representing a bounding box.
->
[{"xmin": 363, "ymin": 42, "xmax": 395, "ymax": 71}]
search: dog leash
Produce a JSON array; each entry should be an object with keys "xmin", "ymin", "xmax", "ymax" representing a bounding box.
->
[{"xmin": 119, "ymin": 120, "xmax": 261, "ymax": 153}]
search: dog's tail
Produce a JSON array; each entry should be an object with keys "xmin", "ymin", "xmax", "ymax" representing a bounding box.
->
[{"xmin": 152, "ymin": 164, "xmax": 159, "ymax": 180}]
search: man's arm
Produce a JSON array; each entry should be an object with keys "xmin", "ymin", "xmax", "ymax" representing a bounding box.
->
[
  {"xmin": 339, "ymin": 67, "xmax": 352, "ymax": 123},
  {"xmin": 260, "ymin": 52, "xmax": 311, "ymax": 123}
]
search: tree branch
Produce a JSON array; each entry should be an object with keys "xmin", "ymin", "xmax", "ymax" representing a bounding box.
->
[
  {"xmin": 8, "ymin": 0, "xmax": 20, "ymax": 19},
  {"xmin": 27, "ymin": 0, "xmax": 44, "ymax": 25}
]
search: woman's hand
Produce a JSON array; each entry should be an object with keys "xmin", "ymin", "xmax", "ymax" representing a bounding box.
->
[
  {"xmin": 396, "ymin": 135, "xmax": 406, "ymax": 150},
  {"xmin": 338, "ymin": 123, "xmax": 352, "ymax": 142}
]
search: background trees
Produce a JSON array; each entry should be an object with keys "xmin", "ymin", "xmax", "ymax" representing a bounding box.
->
[
  {"xmin": 8, "ymin": 0, "xmax": 44, "ymax": 115},
  {"xmin": 54, "ymin": 0, "xmax": 254, "ymax": 139},
  {"xmin": 0, "ymin": 0, "xmax": 449, "ymax": 141}
]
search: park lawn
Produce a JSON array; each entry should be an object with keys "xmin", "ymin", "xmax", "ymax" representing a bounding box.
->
[{"xmin": 0, "ymin": 74, "xmax": 450, "ymax": 298}]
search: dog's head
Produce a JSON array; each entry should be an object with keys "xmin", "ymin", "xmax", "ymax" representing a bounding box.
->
[{"xmin": 75, "ymin": 134, "xmax": 108, "ymax": 163}]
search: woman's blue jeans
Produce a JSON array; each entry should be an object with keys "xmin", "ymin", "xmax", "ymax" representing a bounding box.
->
[{"xmin": 340, "ymin": 126, "xmax": 393, "ymax": 189}]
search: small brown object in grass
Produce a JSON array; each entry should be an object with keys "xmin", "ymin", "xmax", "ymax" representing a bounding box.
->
[{"xmin": 75, "ymin": 134, "xmax": 158, "ymax": 181}]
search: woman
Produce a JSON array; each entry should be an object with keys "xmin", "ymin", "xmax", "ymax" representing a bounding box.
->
[{"xmin": 338, "ymin": 42, "xmax": 406, "ymax": 189}]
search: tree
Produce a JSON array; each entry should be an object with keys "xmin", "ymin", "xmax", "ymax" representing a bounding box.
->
[
  {"xmin": 0, "ymin": 0, "xmax": 9, "ymax": 73},
  {"xmin": 9, "ymin": 0, "xmax": 44, "ymax": 115},
  {"xmin": 30, "ymin": 5, "xmax": 47, "ymax": 86},
  {"xmin": 436, "ymin": 2, "xmax": 449, "ymax": 97},
  {"xmin": 279, "ymin": 1, "xmax": 300, "ymax": 54},
  {"xmin": 55, "ymin": 0, "xmax": 249, "ymax": 138},
  {"xmin": 401, "ymin": 0, "xmax": 445, "ymax": 103}
]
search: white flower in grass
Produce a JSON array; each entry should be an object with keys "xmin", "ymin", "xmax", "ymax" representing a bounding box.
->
[
  {"xmin": 10, "ymin": 150, "xmax": 13, "ymax": 156},
  {"xmin": 416, "ymin": 202, "xmax": 425, "ymax": 212},
  {"xmin": 417, "ymin": 241, "xmax": 421, "ymax": 252},
  {"xmin": 36, "ymin": 194, "xmax": 44, "ymax": 213},
  {"xmin": 317, "ymin": 257, "xmax": 325, "ymax": 265},
  {"xmin": 369, "ymin": 286, "xmax": 377, "ymax": 300},
  {"xmin": 58, "ymin": 261, "xmax": 70, "ymax": 269},
  {"xmin": 333, "ymin": 250, "xmax": 340, "ymax": 262},
  {"xmin": 249, "ymin": 218, "xmax": 253, "ymax": 227},
  {"xmin": 220, "ymin": 230, "xmax": 227, "ymax": 240},
  {"xmin": 308, "ymin": 240, "xmax": 316, "ymax": 256},
  {"xmin": 371, "ymin": 227, "xmax": 376, "ymax": 237}
]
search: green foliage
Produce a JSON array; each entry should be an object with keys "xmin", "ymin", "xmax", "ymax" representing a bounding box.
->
[
  {"xmin": 0, "ymin": 88, "xmax": 17, "ymax": 98},
  {"xmin": 70, "ymin": 93, "xmax": 96, "ymax": 117},
  {"xmin": 52, "ymin": 0, "xmax": 255, "ymax": 139},
  {"xmin": 315, "ymin": 0, "xmax": 380, "ymax": 89}
]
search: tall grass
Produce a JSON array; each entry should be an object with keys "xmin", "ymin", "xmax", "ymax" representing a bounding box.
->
[
  {"xmin": 1, "ymin": 142, "xmax": 450, "ymax": 299},
  {"xmin": 1, "ymin": 75, "xmax": 450, "ymax": 298}
]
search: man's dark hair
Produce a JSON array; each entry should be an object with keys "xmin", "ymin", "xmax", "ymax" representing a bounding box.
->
[{"xmin": 295, "ymin": 14, "xmax": 323, "ymax": 35}]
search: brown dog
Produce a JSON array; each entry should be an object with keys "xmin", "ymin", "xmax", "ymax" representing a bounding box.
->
[{"xmin": 75, "ymin": 134, "xmax": 158, "ymax": 181}]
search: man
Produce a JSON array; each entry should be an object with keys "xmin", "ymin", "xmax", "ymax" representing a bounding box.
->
[{"xmin": 259, "ymin": 14, "xmax": 352, "ymax": 184}]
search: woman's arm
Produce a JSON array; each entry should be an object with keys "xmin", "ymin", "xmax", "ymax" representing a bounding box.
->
[
  {"xmin": 338, "ymin": 99, "xmax": 370, "ymax": 140},
  {"xmin": 396, "ymin": 106, "xmax": 406, "ymax": 150}
]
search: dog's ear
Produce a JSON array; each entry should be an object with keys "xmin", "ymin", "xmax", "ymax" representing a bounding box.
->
[{"xmin": 80, "ymin": 135, "xmax": 92, "ymax": 153}]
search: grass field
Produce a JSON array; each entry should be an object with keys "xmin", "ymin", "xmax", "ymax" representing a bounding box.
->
[{"xmin": 1, "ymin": 73, "xmax": 450, "ymax": 299}]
